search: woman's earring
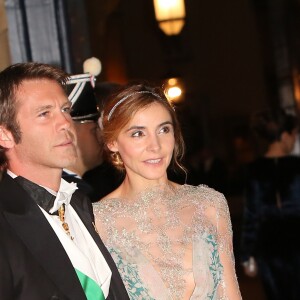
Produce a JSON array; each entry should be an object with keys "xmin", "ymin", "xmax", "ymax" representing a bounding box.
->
[{"xmin": 112, "ymin": 151, "xmax": 124, "ymax": 167}]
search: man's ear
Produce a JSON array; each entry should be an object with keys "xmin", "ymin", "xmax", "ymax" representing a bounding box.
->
[
  {"xmin": 0, "ymin": 126, "xmax": 15, "ymax": 149},
  {"xmin": 107, "ymin": 140, "xmax": 118, "ymax": 153},
  {"xmin": 280, "ymin": 131, "xmax": 290, "ymax": 143}
]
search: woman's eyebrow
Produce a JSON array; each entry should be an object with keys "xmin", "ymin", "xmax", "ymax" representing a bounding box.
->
[
  {"xmin": 126, "ymin": 121, "xmax": 173, "ymax": 132},
  {"xmin": 126, "ymin": 125, "xmax": 145, "ymax": 132}
]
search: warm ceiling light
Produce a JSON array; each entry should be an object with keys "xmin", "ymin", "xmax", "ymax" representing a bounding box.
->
[
  {"xmin": 153, "ymin": 0, "xmax": 186, "ymax": 36},
  {"xmin": 164, "ymin": 77, "xmax": 184, "ymax": 102},
  {"xmin": 166, "ymin": 86, "xmax": 182, "ymax": 99}
]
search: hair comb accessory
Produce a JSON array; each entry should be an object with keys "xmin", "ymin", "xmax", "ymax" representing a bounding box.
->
[{"xmin": 107, "ymin": 91, "xmax": 162, "ymax": 121}]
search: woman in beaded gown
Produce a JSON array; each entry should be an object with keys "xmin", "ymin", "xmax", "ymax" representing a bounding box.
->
[{"xmin": 93, "ymin": 83, "xmax": 242, "ymax": 300}]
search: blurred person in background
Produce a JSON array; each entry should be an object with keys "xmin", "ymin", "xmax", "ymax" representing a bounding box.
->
[
  {"xmin": 63, "ymin": 58, "xmax": 103, "ymax": 201},
  {"xmin": 83, "ymin": 81, "xmax": 124, "ymax": 201},
  {"xmin": 241, "ymin": 108, "xmax": 300, "ymax": 300},
  {"xmin": 187, "ymin": 145, "xmax": 228, "ymax": 195}
]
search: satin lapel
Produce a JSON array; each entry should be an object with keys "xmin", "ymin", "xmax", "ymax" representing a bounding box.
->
[
  {"xmin": 70, "ymin": 192, "xmax": 115, "ymax": 266},
  {"xmin": 71, "ymin": 192, "xmax": 130, "ymax": 300},
  {"xmin": 0, "ymin": 174, "xmax": 86, "ymax": 300}
]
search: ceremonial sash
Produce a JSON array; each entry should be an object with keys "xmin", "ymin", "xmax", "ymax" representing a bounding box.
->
[
  {"xmin": 75, "ymin": 269, "xmax": 105, "ymax": 300},
  {"xmin": 40, "ymin": 206, "xmax": 111, "ymax": 299}
]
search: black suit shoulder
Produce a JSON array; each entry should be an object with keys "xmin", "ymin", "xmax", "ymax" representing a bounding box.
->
[
  {"xmin": 0, "ymin": 212, "xmax": 69, "ymax": 300},
  {"xmin": 0, "ymin": 174, "xmax": 86, "ymax": 300},
  {"xmin": 0, "ymin": 173, "xmax": 129, "ymax": 300}
]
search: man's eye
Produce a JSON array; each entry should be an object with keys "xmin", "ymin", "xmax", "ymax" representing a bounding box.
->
[
  {"xmin": 38, "ymin": 111, "xmax": 49, "ymax": 117},
  {"xmin": 62, "ymin": 106, "xmax": 72, "ymax": 114}
]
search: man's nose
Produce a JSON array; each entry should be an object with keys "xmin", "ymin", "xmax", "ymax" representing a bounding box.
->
[{"xmin": 57, "ymin": 111, "xmax": 72, "ymax": 130}]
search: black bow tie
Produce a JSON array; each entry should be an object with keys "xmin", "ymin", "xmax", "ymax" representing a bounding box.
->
[{"xmin": 15, "ymin": 176, "xmax": 57, "ymax": 215}]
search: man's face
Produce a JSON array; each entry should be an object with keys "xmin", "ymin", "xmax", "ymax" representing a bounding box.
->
[
  {"xmin": 74, "ymin": 121, "xmax": 103, "ymax": 171},
  {"xmin": 10, "ymin": 79, "xmax": 77, "ymax": 172}
]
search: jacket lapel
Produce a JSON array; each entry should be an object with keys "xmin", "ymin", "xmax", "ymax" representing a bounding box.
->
[
  {"xmin": 71, "ymin": 192, "xmax": 130, "ymax": 300},
  {"xmin": 71, "ymin": 192, "xmax": 121, "ymax": 273},
  {"xmin": 0, "ymin": 174, "xmax": 86, "ymax": 300}
]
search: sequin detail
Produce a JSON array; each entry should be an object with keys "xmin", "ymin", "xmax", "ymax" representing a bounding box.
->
[{"xmin": 93, "ymin": 184, "xmax": 241, "ymax": 300}]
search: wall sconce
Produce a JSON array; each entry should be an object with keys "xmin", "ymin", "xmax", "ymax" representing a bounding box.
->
[{"xmin": 153, "ymin": 0, "xmax": 186, "ymax": 36}]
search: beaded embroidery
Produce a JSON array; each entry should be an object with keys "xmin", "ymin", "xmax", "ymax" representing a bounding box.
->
[{"xmin": 93, "ymin": 184, "xmax": 241, "ymax": 299}]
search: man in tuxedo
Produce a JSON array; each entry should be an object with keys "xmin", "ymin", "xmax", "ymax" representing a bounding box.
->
[{"xmin": 0, "ymin": 62, "xmax": 129, "ymax": 300}]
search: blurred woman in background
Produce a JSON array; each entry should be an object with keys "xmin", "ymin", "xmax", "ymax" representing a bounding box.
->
[{"xmin": 241, "ymin": 108, "xmax": 300, "ymax": 300}]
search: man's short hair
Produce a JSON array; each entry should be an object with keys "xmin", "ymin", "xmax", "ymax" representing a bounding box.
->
[{"xmin": 0, "ymin": 62, "xmax": 69, "ymax": 168}]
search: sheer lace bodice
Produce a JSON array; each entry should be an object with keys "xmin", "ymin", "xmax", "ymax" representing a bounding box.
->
[{"xmin": 93, "ymin": 184, "xmax": 241, "ymax": 300}]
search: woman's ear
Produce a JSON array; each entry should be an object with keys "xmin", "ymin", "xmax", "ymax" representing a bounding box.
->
[
  {"xmin": 0, "ymin": 126, "xmax": 15, "ymax": 149},
  {"xmin": 107, "ymin": 140, "xmax": 118, "ymax": 152}
]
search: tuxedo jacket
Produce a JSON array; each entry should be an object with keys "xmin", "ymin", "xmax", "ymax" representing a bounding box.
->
[{"xmin": 0, "ymin": 173, "xmax": 129, "ymax": 300}]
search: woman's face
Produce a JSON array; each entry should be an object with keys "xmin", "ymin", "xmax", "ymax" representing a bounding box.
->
[{"xmin": 108, "ymin": 102, "xmax": 175, "ymax": 185}]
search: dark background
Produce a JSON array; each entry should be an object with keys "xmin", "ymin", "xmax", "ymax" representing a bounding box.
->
[
  {"xmin": 5, "ymin": 0, "xmax": 300, "ymax": 163},
  {"xmin": 5, "ymin": 0, "xmax": 300, "ymax": 298},
  {"xmin": 84, "ymin": 0, "xmax": 300, "ymax": 163}
]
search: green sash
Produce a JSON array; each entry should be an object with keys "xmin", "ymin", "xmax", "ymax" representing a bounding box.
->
[{"xmin": 75, "ymin": 269, "xmax": 105, "ymax": 300}]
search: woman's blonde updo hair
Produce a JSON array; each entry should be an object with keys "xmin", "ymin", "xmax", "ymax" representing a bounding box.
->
[{"xmin": 100, "ymin": 82, "xmax": 185, "ymax": 173}]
